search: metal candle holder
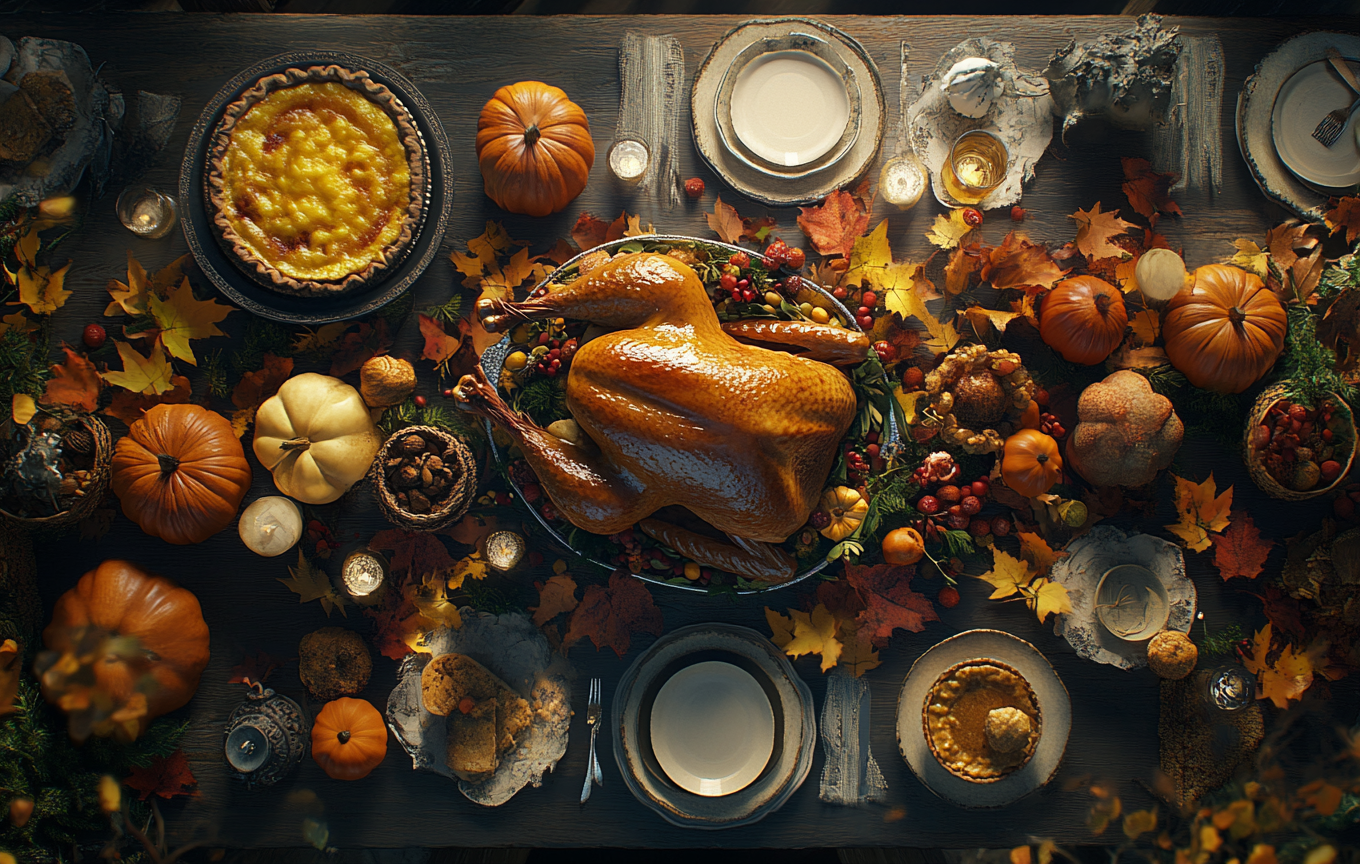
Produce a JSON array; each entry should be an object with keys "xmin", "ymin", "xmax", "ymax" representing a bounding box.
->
[{"xmin": 223, "ymin": 681, "xmax": 307, "ymax": 788}]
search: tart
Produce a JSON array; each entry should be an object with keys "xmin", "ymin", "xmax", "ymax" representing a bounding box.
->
[
  {"xmin": 207, "ymin": 65, "xmax": 426, "ymax": 296},
  {"xmin": 421, "ymin": 653, "xmax": 534, "ymax": 782},
  {"xmin": 922, "ymin": 659, "xmax": 1041, "ymax": 782}
]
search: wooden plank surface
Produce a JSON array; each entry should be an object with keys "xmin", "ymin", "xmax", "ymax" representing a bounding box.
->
[{"xmin": 5, "ymin": 12, "xmax": 1357, "ymax": 849}]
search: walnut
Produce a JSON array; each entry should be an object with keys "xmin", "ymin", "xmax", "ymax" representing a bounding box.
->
[
  {"xmin": 408, "ymin": 490, "xmax": 431, "ymax": 513},
  {"xmin": 398, "ymin": 434, "xmax": 427, "ymax": 455},
  {"xmin": 398, "ymin": 465, "xmax": 421, "ymax": 487}
]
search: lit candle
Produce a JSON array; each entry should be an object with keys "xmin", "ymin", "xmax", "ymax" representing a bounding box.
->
[
  {"xmin": 342, "ymin": 550, "xmax": 388, "ymax": 604},
  {"xmin": 878, "ymin": 153, "xmax": 927, "ymax": 211},
  {"xmin": 484, "ymin": 530, "xmax": 527, "ymax": 571},
  {"xmin": 238, "ymin": 496, "xmax": 303, "ymax": 557},
  {"xmin": 608, "ymin": 139, "xmax": 650, "ymax": 184},
  {"xmin": 116, "ymin": 185, "xmax": 178, "ymax": 239}
]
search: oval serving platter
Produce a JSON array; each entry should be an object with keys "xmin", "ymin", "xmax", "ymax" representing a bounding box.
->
[{"xmin": 179, "ymin": 51, "xmax": 452, "ymax": 324}]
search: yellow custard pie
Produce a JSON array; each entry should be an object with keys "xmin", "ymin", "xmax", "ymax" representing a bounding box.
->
[
  {"xmin": 923, "ymin": 659, "xmax": 1041, "ymax": 783},
  {"xmin": 207, "ymin": 65, "xmax": 425, "ymax": 295}
]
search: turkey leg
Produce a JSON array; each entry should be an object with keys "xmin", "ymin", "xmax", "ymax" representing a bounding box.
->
[
  {"xmin": 639, "ymin": 519, "xmax": 797, "ymax": 584},
  {"xmin": 721, "ymin": 319, "xmax": 871, "ymax": 367}
]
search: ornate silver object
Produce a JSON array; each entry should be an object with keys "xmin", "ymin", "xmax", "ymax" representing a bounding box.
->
[
  {"xmin": 223, "ymin": 681, "xmax": 307, "ymax": 788},
  {"xmin": 1204, "ymin": 664, "xmax": 1254, "ymax": 712}
]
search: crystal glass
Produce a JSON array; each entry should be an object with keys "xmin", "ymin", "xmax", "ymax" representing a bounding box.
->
[
  {"xmin": 879, "ymin": 152, "xmax": 928, "ymax": 211},
  {"xmin": 942, "ymin": 130, "xmax": 1008, "ymax": 205},
  {"xmin": 608, "ymin": 138, "xmax": 650, "ymax": 184},
  {"xmin": 1204, "ymin": 664, "xmax": 1254, "ymax": 712},
  {"xmin": 116, "ymin": 185, "xmax": 178, "ymax": 239},
  {"xmin": 341, "ymin": 549, "xmax": 388, "ymax": 605}
]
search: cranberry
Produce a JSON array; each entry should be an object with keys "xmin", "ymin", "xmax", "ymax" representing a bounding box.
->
[
  {"xmin": 857, "ymin": 305, "xmax": 872, "ymax": 318},
  {"xmin": 442, "ymin": 388, "xmax": 454, "ymax": 398},
  {"xmin": 866, "ymin": 443, "xmax": 880, "ymax": 458},
  {"xmin": 82, "ymin": 323, "xmax": 106, "ymax": 350},
  {"xmin": 857, "ymin": 315, "xmax": 873, "ymax": 330},
  {"xmin": 1010, "ymin": 206, "xmax": 1026, "ymax": 221},
  {"xmin": 1034, "ymin": 388, "xmax": 1050, "ymax": 406},
  {"xmin": 684, "ymin": 177, "xmax": 705, "ymax": 198},
  {"xmin": 1335, "ymin": 496, "xmax": 1356, "ymax": 520},
  {"xmin": 832, "ymin": 286, "xmax": 848, "ymax": 300},
  {"xmin": 729, "ymin": 251, "xmax": 751, "ymax": 269},
  {"xmin": 969, "ymin": 518, "xmax": 991, "ymax": 537},
  {"xmin": 414, "ymin": 395, "xmax": 427, "ymax": 408},
  {"xmin": 990, "ymin": 516, "xmax": 1012, "ymax": 537},
  {"xmin": 873, "ymin": 341, "xmax": 896, "ymax": 363},
  {"xmin": 861, "ymin": 291, "xmax": 878, "ymax": 307},
  {"xmin": 917, "ymin": 495, "xmax": 940, "ymax": 514},
  {"xmin": 937, "ymin": 485, "xmax": 963, "ymax": 503},
  {"xmin": 785, "ymin": 247, "xmax": 806, "ymax": 269},
  {"xmin": 961, "ymin": 207, "xmax": 983, "ymax": 227},
  {"xmin": 1288, "ymin": 404, "xmax": 1308, "ymax": 422},
  {"xmin": 937, "ymin": 586, "xmax": 960, "ymax": 608},
  {"xmin": 970, "ymin": 480, "xmax": 990, "ymax": 498},
  {"xmin": 810, "ymin": 511, "xmax": 831, "ymax": 530}
]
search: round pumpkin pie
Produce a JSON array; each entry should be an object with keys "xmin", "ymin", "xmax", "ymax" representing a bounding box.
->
[
  {"xmin": 206, "ymin": 65, "xmax": 426, "ymax": 296},
  {"xmin": 922, "ymin": 659, "xmax": 1041, "ymax": 782}
]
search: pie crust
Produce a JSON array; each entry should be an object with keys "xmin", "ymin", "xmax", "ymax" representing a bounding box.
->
[
  {"xmin": 206, "ymin": 65, "xmax": 426, "ymax": 296},
  {"xmin": 922, "ymin": 659, "xmax": 1042, "ymax": 783}
]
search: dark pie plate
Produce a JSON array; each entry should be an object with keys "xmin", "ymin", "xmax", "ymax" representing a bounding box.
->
[{"xmin": 179, "ymin": 51, "xmax": 452, "ymax": 325}]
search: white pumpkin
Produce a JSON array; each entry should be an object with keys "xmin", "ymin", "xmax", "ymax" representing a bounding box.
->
[{"xmin": 253, "ymin": 373, "xmax": 382, "ymax": 505}]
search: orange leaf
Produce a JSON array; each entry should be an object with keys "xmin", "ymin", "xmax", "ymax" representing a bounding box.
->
[
  {"xmin": 1071, "ymin": 202, "xmax": 1136, "ymax": 260},
  {"xmin": 706, "ymin": 196, "xmax": 744, "ymax": 244},
  {"xmin": 605, "ymin": 212, "xmax": 630, "ymax": 243},
  {"xmin": 542, "ymin": 238, "xmax": 577, "ymax": 266},
  {"xmin": 103, "ymin": 375, "xmax": 192, "ymax": 427},
  {"xmin": 1212, "ymin": 511, "xmax": 1272, "ymax": 581},
  {"xmin": 419, "ymin": 313, "xmax": 462, "ymax": 365},
  {"xmin": 570, "ymin": 212, "xmax": 610, "ymax": 252},
  {"xmin": 100, "ymin": 340, "xmax": 176, "ymax": 396},
  {"xmin": 40, "ymin": 346, "xmax": 102, "ymax": 412},
  {"xmin": 1122, "ymin": 157, "xmax": 1181, "ymax": 220},
  {"xmin": 123, "ymin": 750, "xmax": 197, "ymax": 800},
  {"xmin": 981, "ymin": 232, "xmax": 1069, "ymax": 291},
  {"xmin": 843, "ymin": 561, "xmax": 939, "ymax": 647},
  {"xmin": 562, "ymin": 569, "xmax": 664, "ymax": 658},
  {"xmin": 1166, "ymin": 472, "xmax": 1233, "ymax": 552},
  {"xmin": 231, "ymin": 354, "xmax": 293, "ymax": 411},
  {"xmin": 328, "ymin": 319, "xmax": 392, "ymax": 378},
  {"xmin": 797, "ymin": 187, "xmax": 872, "ymax": 258},
  {"xmin": 1017, "ymin": 531, "xmax": 1064, "ymax": 576},
  {"xmin": 1300, "ymin": 780, "xmax": 1344, "ymax": 817},
  {"xmin": 1325, "ymin": 196, "xmax": 1360, "ymax": 245},
  {"xmin": 945, "ymin": 244, "xmax": 983, "ymax": 295},
  {"xmin": 370, "ymin": 528, "xmax": 457, "ymax": 584},
  {"xmin": 530, "ymin": 573, "xmax": 579, "ymax": 627}
]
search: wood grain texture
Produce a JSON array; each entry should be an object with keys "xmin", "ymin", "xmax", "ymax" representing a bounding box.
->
[{"xmin": 4, "ymin": 12, "xmax": 1358, "ymax": 849}]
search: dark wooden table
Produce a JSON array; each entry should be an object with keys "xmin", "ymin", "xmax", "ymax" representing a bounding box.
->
[{"xmin": 7, "ymin": 12, "xmax": 1355, "ymax": 850}]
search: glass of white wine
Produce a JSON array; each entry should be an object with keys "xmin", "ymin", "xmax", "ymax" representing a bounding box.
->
[
  {"xmin": 942, "ymin": 130, "xmax": 1008, "ymax": 206},
  {"xmin": 116, "ymin": 184, "xmax": 178, "ymax": 239}
]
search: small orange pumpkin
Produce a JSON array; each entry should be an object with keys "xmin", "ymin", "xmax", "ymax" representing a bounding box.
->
[
  {"xmin": 475, "ymin": 81, "xmax": 595, "ymax": 218},
  {"xmin": 1040, "ymin": 276, "xmax": 1128, "ymax": 365},
  {"xmin": 312, "ymin": 697, "xmax": 387, "ymax": 781},
  {"xmin": 1162, "ymin": 264, "xmax": 1287, "ymax": 394},
  {"xmin": 1002, "ymin": 429, "xmax": 1063, "ymax": 498},
  {"xmin": 881, "ymin": 527, "xmax": 925, "ymax": 566}
]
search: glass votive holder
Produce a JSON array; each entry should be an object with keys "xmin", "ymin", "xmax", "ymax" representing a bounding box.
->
[
  {"xmin": 608, "ymin": 138, "xmax": 650, "ymax": 185},
  {"xmin": 879, "ymin": 152, "xmax": 928, "ymax": 211},
  {"xmin": 484, "ymin": 530, "xmax": 527, "ymax": 572},
  {"xmin": 341, "ymin": 549, "xmax": 389, "ymax": 606},
  {"xmin": 116, "ymin": 184, "xmax": 178, "ymax": 239},
  {"xmin": 1203, "ymin": 664, "xmax": 1254, "ymax": 712},
  {"xmin": 942, "ymin": 130, "xmax": 1009, "ymax": 206}
]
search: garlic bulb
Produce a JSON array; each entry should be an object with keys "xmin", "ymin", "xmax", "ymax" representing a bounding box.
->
[
  {"xmin": 1135, "ymin": 248, "xmax": 1189, "ymax": 301},
  {"xmin": 940, "ymin": 57, "xmax": 1003, "ymax": 119}
]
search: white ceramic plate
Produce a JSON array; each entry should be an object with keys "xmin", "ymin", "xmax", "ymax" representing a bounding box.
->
[
  {"xmin": 730, "ymin": 50, "xmax": 850, "ymax": 168},
  {"xmin": 1271, "ymin": 57, "xmax": 1360, "ymax": 189},
  {"xmin": 897, "ymin": 629, "xmax": 1070, "ymax": 809},
  {"xmin": 650, "ymin": 660, "xmax": 776, "ymax": 796}
]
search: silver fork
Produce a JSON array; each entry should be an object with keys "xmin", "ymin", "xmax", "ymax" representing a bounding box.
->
[
  {"xmin": 1312, "ymin": 49, "xmax": 1360, "ymax": 146},
  {"xmin": 580, "ymin": 677, "xmax": 604, "ymax": 803}
]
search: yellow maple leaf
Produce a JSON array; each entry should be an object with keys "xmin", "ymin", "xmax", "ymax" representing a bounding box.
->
[
  {"xmin": 410, "ymin": 573, "xmax": 464, "ymax": 630},
  {"xmin": 878, "ymin": 262, "xmax": 958, "ymax": 354},
  {"xmin": 893, "ymin": 385, "xmax": 929, "ymax": 425},
  {"xmin": 624, "ymin": 213, "xmax": 654, "ymax": 237},
  {"xmin": 1260, "ymin": 640, "xmax": 1324, "ymax": 709},
  {"xmin": 448, "ymin": 552, "xmax": 489, "ymax": 590},
  {"xmin": 11, "ymin": 393, "xmax": 36, "ymax": 426},
  {"xmin": 1166, "ymin": 473, "xmax": 1233, "ymax": 552},
  {"xmin": 13, "ymin": 261, "xmax": 72, "ymax": 315},
  {"xmin": 1242, "ymin": 623, "xmax": 1273, "ymax": 676},
  {"xmin": 845, "ymin": 220, "xmax": 892, "ymax": 288},
  {"xmin": 278, "ymin": 550, "xmax": 349, "ymax": 618},
  {"xmin": 964, "ymin": 306, "xmax": 1022, "ymax": 340},
  {"xmin": 292, "ymin": 322, "xmax": 349, "ymax": 354},
  {"xmin": 100, "ymin": 341, "xmax": 175, "ymax": 396},
  {"xmin": 449, "ymin": 248, "xmax": 486, "ymax": 287},
  {"xmin": 1130, "ymin": 308, "xmax": 1159, "ymax": 345},
  {"xmin": 1025, "ymin": 578, "xmax": 1073, "ymax": 623},
  {"xmin": 783, "ymin": 604, "xmax": 843, "ymax": 672},
  {"xmin": 1017, "ymin": 531, "xmax": 1064, "ymax": 576},
  {"xmin": 12, "ymin": 225, "xmax": 39, "ymax": 269},
  {"xmin": 977, "ymin": 548, "xmax": 1033, "ymax": 599},
  {"xmin": 766, "ymin": 607, "xmax": 795, "ymax": 649},
  {"xmin": 467, "ymin": 220, "xmax": 520, "ymax": 263},
  {"xmin": 147, "ymin": 278, "xmax": 233, "ymax": 365},
  {"xmin": 1071, "ymin": 202, "xmax": 1135, "ymax": 260},
  {"xmin": 926, "ymin": 209, "xmax": 974, "ymax": 250},
  {"xmin": 837, "ymin": 621, "xmax": 881, "ymax": 678},
  {"xmin": 1123, "ymin": 809, "xmax": 1158, "ymax": 840},
  {"xmin": 1229, "ymin": 239, "xmax": 1270, "ymax": 277},
  {"xmin": 104, "ymin": 252, "xmax": 191, "ymax": 317}
]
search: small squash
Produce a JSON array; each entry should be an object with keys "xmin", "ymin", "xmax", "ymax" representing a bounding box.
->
[
  {"xmin": 1134, "ymin": 248, "xmax": 1190, "ymax": 301},
  {"xmin": 111, "ymin": 404, "xmax": 252, "ymax": 545},
  {"xmin": 818, "ymin": 486, "xmax": 868, "ymax": 541},
  {"xmin": 43, "ymin": 560, "xmax": 210, "ymax": 737},
  {"xmin": 1040, "ymin": 276, "xmax": 1128, "ymax": 365},
  {"xmin": 312, "ymin": 697, "xmax": 387, "ymax": 781},
  {"xmin": 1001, "ymin": 429, "xmax": 1063, "ymax": 498},
  {"xmin": 881, "ymin": 526, "xmax": 925, "ymax": 565},
  {"xmin": 1162, "ymin": 264, "xmax": 1287, "ymax": 395},
  {"xmin": 475, "ymin": 81, "xmax": 595, "ymax": 218},
  {"xmin": 253, "ymin": 374, "xmax": 383, "ymax": 505}
]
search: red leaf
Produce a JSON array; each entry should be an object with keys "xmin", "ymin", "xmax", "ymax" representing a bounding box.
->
[
  {"xmin": 231, "ymin": 353, "xmax": 293, "ymax": 410},
  {"xmin": 797, "ymin": 188, "xmax": 872, "ymax": 258},
  {"xmin": 1121, "ymin": 157, "xmax": 1181, "ymax": 221},
  {"xmin": 980, "ymin": 232, "xmax": 1069, "ymax": 292},
  {"xmin": 329, "ymin": 319, "xmax": 392, "ymax": 378},
  {"xmin": 570, "ymin": 212, "xmax": 610, "ymax": 252},
  {"xmin": 605, "ymin": 212, "xmax": 630, "ymax": 243},
  {"xmin": 816, "ymin": 578, "xmax": 865, "ymax": 620},
  {"xmin": 543, "ymin": 238, "xmax": 577, "ymax": 266},
  {"xmin": 418, "ymin": 313, "xmax": 462, "ymax": 365},
  {"xmin": 40, "ymin": 346, "xmax": 101, "ymax": 412},
  {"xmin": 1256, "ymin": 584, "xmax": 1306, "ymax": 643},
  {"xmin": 124, "ymin": 750, "xmax": 197, "ymax": 801},
  {"xmin": 706, "ymin": 196, "xmax": 744, "ymax": 244},
  {"xmin": 369, "ymin": 528, "xmax": 456, "ymax": 583},
  {"xmin": 1212, "ymin": 511, "xmax": 1273, "ymax": 581},
  {"xmin": 843, "ymin": 562, "xmax": 939, "ymax": 647},
  {"xmin": 102, "ymin": 375, "xmax": 192, "ymax": 426},
  {"xmin": 228, "ymin": 651, "xmax": 288, "ymax": 685},
  {"xmin": 562, "ymin": 569, "xmax": 663, "ymax": 657}
]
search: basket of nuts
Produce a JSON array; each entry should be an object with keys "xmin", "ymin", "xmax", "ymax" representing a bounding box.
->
[
  {"xmin": 0, "ymin": 413, "xmax": 113, "ymax": 529},
  {"xmin": 371, "ymin": 426, "xmax": 479, "ymax": 531}
]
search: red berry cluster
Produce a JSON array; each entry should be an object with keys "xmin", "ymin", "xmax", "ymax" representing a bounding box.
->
[
  {"xmin": 1333, "ymin": 483, "xmax": 1360, "ymax": 520},
  {"xmin": 1038, "ymin": 412, "xmax": 1067, "ymax": 439},
  {"xmin": 762, "ymin": 238, "xmax": 806, "ymax": 271},
  {"xmin": 532, "ymin": 331, "xmax": 578, "ymax": 378},
  {"xmin": 873, "ymin": 341, "xmax": 895, "ymax": 363},
  {"xmin": 851, "ymin": 290, "xmax": 878, "ymax": 332},
  {"xmin": 1253, "ymin": 398, "xmax": 1348, "ymax": 492},
  {"xmin": 844, "ymin": 431, "xmax": 883, "ymax": 484},
  {"xmin": 909, "ymin": 453, "xmax": 1010, "ymax": 542}
]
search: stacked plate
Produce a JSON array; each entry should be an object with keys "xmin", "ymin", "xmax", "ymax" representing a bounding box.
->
[{"xmin": 612, "ymin": 624, "xmax": 816, "ymax": 829}]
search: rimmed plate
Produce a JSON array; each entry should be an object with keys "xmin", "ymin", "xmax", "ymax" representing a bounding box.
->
[
  {"xmin": 1238, "ymin": 31, "xmax": 1360, "ymax": 222},
  {"xmin": 179, "ymin": 51, "xmax": 452, "ymax": 324},
  {"xmin": 651, "ymin": 660, "xmax": 776, "ymax": 796},
  {"xmin": 1270, "ymin": 57, "xmax": 1360, "ymax": 189},
  {"xmin": 896, "ymin": 629, "xmax": 1070, "ymax": 809},
  {"xmin": 714, "ymin": 32, "xmax": 861, "ymax": 180},
  {"xmin": 613, "ymin": 623, "xmax": 816, "ymax": 829},
  {"xmin": 692, "ymin": 18, "xmax": 885, "ymax": 207}
]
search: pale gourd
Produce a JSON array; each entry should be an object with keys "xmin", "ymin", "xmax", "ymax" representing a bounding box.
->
[
  {"xmin": 818, "ymin": 486, "xmax": 868, "ymax": 541},
  {"xmin": 1135, "ymin": 248, "xmax": 1189, "ymax": 301},
  {"xmin": 253, "ymin": 373, "xmax": 383, "ymax": 505}
]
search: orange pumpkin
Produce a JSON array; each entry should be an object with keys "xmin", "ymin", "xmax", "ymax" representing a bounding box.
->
[
  {"xmin": 42, "ymin": 560, "xmax": 210, "ymax": 735},
  {"xmin": 1040, "ymin": 276, "xmax": 1128, "ymax": 365},
  {"xmin": 1002, "ymin": 429, "xmax": 1063, "ymax": 498},
  {"xmin": 112, "ymin": 403, "xmax": 252, "ymax": 545},
  {"xmin": 475, "ymin": 82, "xmax": 595, "ymax": 218},
  {"xmin": 312, "ymin": 697, "xmax": 387, "ymax": 781},
  {"xmin": 1162, "ymin": 264, "xmax": 1287, "ymax": 395}
]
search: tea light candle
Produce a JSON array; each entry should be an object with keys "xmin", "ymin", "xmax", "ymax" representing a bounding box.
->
[
  {"xmin": 115, "ymin": 185, "xmax": 178, "ymax": 239},
  {"xmin": 342, "ymin": 550, "xmax": 388, "ymax": 604},
  {"xmin": 878, "ymin": 153, "xmax": 927, "ymax": 211},
  {"xmin": 484, "ymin": 530, "xmax": 527, "ymax": 571},
  {"xmin": 608, "ymin": 139, "xmax": 650, "ymax": 184},
  {"xmin": 238, "ymin": 496, "xmax": 303, "ymax": 557},
  {"xmin": 1204, "ymin": 664, "xmax": 1254, "ymax": 712}
]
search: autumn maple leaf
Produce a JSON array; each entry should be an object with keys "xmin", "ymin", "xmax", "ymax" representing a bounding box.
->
[
  {"xmin": 104, "ymin": 252, "xmax": 192, "ymax": 318},
  {"xmin": 104, "ymin": 375, "xmax": 192, "ymax": 427},
  {"xmin": 977, "ymin": 548, "xmax": 1033, "ymax": 599},
  {"xmin": 1212, "ymin": 511, "xmax": 1272, "ymax": 581},
  {"xmin": 843, "ymin": 562, "xmax": 939, "ymax": 647},
  {"xmin": 328, "ymin": 319, "xmax": 393, "ymax": 377},
  {"xmin": 845, "ymin": 221, "xmax": 892, "ymax": 288},
  {"xmin": 124, "ymin": 750, "xmax": 198, "ymax": 801},
  {"xmin": 1228, "ymin": 239, "xmax": 1270, "ymax": 277},
  {"xmin": 531, "ymin": 573, "xmax": 579, "ymax": 627},
  {"xmin": 40, "ymin": 346, "xmax": 101, "ymax": 412},
  {"xmin": 925, "ymin": 210, "xmax": 975, "ymax": 250},
  {"xmin": 706, "ymin": 196, "xmax": 744, "ymax": 245},
  {"xmin": 227, "ymin": 353, "xmax": 292, "ymax": 436},
  {"xmin": 945, "ymin": 245, "xmax": 983, "ymax": 295},
  {"xmin": 1017, "ymin": 531, "xmax": 1064, "ymax": 576},
  {"xmin": 785, "ymin": 604, "xmax": 845, "ymax": 672},
  {"xmin": 563, "ymin": 569, "xmax": 663, "ymax": 657},
  {"xmin": 1325, "ymin": 196, "xmax": 1360, "ymax": 245},
  {"xmin": 1023, "ymin": 578, "xmax": 1073, "ymax": 623},
  {"xmin": 101, "ymin": 341, "xmax": 176, "ymax": 396},
  {"xmin": 797, "ymin": 187, "xmax": 872, "ymax": 258},
  {"xmin": 278, "ymin": 550, "xmax": 350, "ymax": 618},
  {"xmin": 143, "ymin": 278, "xmax": 233, "ymax": 365},
  {"xmin": 408, "ymin": 572, "xmax": 464, "ymax": 631},
  {"xmin": 878, "ymin": 262, "xmax": 957, "ymax": 355},
  {"xmin": 1121, "ymin": 158, "xmax": 1181, "ymax": 220},
  {"xmin": 1166, "ymin": 473, "xmax": 1233, "ymax": 552},
  {"xmin": 980, "ymin": 232, "xmax": 1068, "ymax": 292},
  {"xmin": 570, "ymin": 212, "xmax": 610, "ymax": 252},
  {"xmin": 1071, "ymin": 203, "xmax": 1136, "ymax": 261},
  {"xmin": 837, "ymin": 620, "xmax": 882, "ymax": 678},
  {"xmin": 419, "ymin": 313, "xmax": 463, "ymax": 367}
]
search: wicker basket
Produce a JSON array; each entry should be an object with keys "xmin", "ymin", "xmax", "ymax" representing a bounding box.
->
[
  {"xmin": 371, "ymin": 426, "xmax": 478, "ymax": 531},
  {"xmin": 0, "ymin": 415, "xmax": 113, "ymax": 529},
  {"xmin": 1243, "ymin": 383, "xmax": 1357, "ymax": 501}
]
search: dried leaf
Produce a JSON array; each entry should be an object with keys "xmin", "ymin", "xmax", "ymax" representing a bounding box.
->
[
  {"xmin": 0, "ymin": 311, "xmax": 36, "ymax": 336},
  {"xmin": 370, "ymin": 528, "xmax": 456, "ymax": 584},
  {"xmin": 562, "ymin": 569, "xmax": 664, "ymax": 658},
  {"xmin": 1212, "ymin": 511, "xmax": 1272, "ymax": 581},
  {"xmin": 706, "ymin": 196, "xmax": 744, "ymax": 244},
  {"xmin": 837, "ymin": 620, "xmax": 881, "ymax": 678},
  {"xmin": 925, "ymin": 210, "xmax": 974, "ymax": 250},
  {"xmin": 981, "ymin": 232, "xmax": 1068, "ymax": 291},
  {"xmin": 419, "ymin": 313, "xmax": 462, "ymax": 365},
  {"xmin": 146, "ymin": 278, "xmax": 233, "ymax": 365},
  {"xmin": 123, "ymin": 750, "xmax": 197, "ymax": 801},
  {"xmin": 783, "ymin": 603, "xmax": 843, "ymax": 672},
  {"xmin": 1325, "ymin": 196, "xmax": 1360, "ymax": 245},
  {"xmin": 13, "ymin": 261, "xmax": 71, "ymax": 315},
  {"xmin": 408, "ymin": 573, "xmax": 463, "ymax": 631},
  {"xmin": 1071, "ymin": 203, "xmax": 1136, "ymax": 260},
  {"xmin": 328, "ymin": 319, "xmax": 392, "ymax": 378},
  {"xmin": 1122, "ymin": 157, "xmax": 1181, "ymax": 220},
  {"xmin": 944, "ymin": 244, "xmax": 983, "ymax": 295},
  {"xmin": 1130, "ymin": 309, "xmax": 1159, "ymax": 345},
  {"xmin": 1124, "ymin": 809, "xmax": 1157, "ymax": 840},
  {"xmin": 843, "ymin": 561, "xmax": 939, "ymax": 647},
  {"xmin": 570, "ymin": 212, "xmax": 611, "ymax": 252},
  {"xmin": 531, "ymin": 574, "xmax": 579, "ymax": 627},
  {"xmin": 878, "ymin": 262, "xmax": 957, "ymax": 354},
  {"xmin": 797, "ymin": 188, "xmax": 872, "ymax": 258},
  {"xmin": 1300, "ymin": 780, "xmax": 1345, "ymax": 817},
  {"xmin": 1166, "ymin": 473, "xmax": 1233, "ymax": 553},
  {"xmin": 1017, "ymin": 531, "xmax": 1064, "ymax": 576},
  {"xmin": 104, "ymin": 375, "xmax": 192, "ymax": 427},
  {"xmin": 447, "ymin": 553, "xmax": 488, "ymax": 590},
  {"xmin": 964, "ymin": 306, "xmax": 1022, "ymax": 340},
  {"xmin": 100, "ymin": 341, "xmax": 176, "ymax": 396},
  {"xmin": 977, "ymin": 548, "xmax": 1033, "ymax": 599},
  {"xmin": 227, "ymin": 352, "xmax": 292, "ymax": 436},
  {"xmin": 845, "ymin": 221, "xmax": 892, "ymax": 289},
  {"xmin": 1025, "ymin": 578, "xmax": 1073, "ymax": 623},
  {"xmin": 41, "ymin": 346, "xmax": 102, "ymax": 412},
  {"xmin": 277, "ymin": 550, "xmax": 349, "ymax": 618},
  {"xmin": 765, "ymin": 607, "xmax": 796, "ymax": 649},
  {"xmin": 1229, "ymin": 239, "xmax": 1270, "ymax": 277},
  {"xmin": 439, "ymin": 513, "xmax": 503, "ymax": 549}
]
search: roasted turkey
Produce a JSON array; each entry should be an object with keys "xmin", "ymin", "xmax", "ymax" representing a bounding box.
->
[{"xmin": 455, "ymin": 251, "xmax": 867, "ymax": 583}]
